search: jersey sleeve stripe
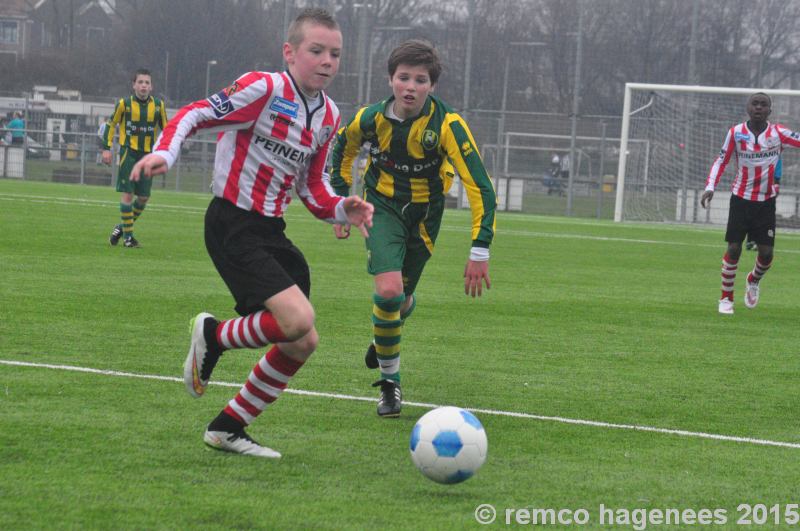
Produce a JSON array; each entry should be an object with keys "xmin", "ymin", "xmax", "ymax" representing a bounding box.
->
[
  {"xmin": 706, "ymin": 127, "xmax": 734, "ymax": 190},
  {"xmin": 445, "ymin": 114, "xmax": 496, "ymax": 245},
  {"xmin": 298, "ymin": 105, "xmax": 342, "ymax": 220},
  {"xmin": 154, "ymin": 74, "xmax": 271, "ymax": 169},
  {"xmin": 777, "ymin": 124, "xmax": 800, "ymax": 148},
  {"xmin": 103, "ymin": 99, "xmax": 125, "ymax": 149}
]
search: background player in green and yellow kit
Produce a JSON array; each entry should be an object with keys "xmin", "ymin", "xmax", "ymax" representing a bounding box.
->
[
  {"xmin": 102, "ymin": 68, "xmax": 167, "ymax": 248},
  {"xmin": 330, "ymin": 39, "xmax": 496, "ymax": 418}
]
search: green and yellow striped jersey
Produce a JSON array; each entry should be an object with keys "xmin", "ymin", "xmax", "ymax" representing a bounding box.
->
[
  {"xmin": 102, "ymin": 96, "xmax": 167, "ymax": 153},
  {"xmin": 331, "ymin": 95, "xmax": 495, "ymax": 247}
]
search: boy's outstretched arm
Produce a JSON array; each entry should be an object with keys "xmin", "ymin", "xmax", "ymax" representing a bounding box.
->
[
  {"xmin": 703, "ymin": 127, "xmax": 734, "ymax": 208},
  {"xmin": 101, "ymin": 98, "xmax": 125, "ymax": 165},
  {"xmin": 330, "ymin": 115, "xmax": 367, "ymax": 240},
  {"xmin": 442, "ymin": 114, "xmax": 496, "ymax": 297}
]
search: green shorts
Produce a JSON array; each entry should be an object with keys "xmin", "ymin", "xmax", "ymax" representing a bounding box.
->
[
  {"xmin": 115, "ymin": 147, "xmax": 152, "ymax": 196},
  {"xmin": 365, "ymin": 188, "xmax": 444, "ymax": 295}
]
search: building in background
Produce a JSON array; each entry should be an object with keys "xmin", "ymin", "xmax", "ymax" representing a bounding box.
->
[
  {"xmin": 0, "ymin": 0, "xmax": 33, "ymax": 68},
  {"xmin": 0, "ymin": 0, "xmax": 118, "ymax": 68}
]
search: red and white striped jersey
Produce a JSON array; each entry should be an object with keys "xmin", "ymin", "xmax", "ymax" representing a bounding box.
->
[
  {"xmin": 705, "ymin": 121, "xmax": 800, "ymax": 202},
  {"xmin": 153, "ymin": 71, "xmax": 343, "ymax": 220}
]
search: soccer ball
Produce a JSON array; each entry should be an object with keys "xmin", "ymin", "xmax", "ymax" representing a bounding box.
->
[{"xmin": 409, "ymin": 406, "xmax": 488, "ymax": 484}]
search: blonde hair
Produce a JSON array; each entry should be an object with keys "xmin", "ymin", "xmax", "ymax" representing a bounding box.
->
[{"xmin": 286, "ymin": 8, "xmax": 339, "ymax": 47}]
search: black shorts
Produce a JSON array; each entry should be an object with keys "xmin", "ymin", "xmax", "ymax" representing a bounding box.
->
[
  {"xmin": 725, "ymin": 194, "xmax": 776, "ymax": 246},
  {"xmin": 204, "ymin": 197, "xmax": 310, "ymax": 316}
]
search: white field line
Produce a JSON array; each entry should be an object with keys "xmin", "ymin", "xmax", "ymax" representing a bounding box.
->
[
  {"xmin": 3, "ymin": 191, "xmax": 800, "ymax": 253},
  {"xmin": 2, "ymin": 359, "xmax": 799, "ymax": 450},
  {"xmin": 470, "ymin": 227, "xmax": 800, "ymax": 254},
  {"xmin": 0, "ymin": 192, "xmax": 208, "ymax": 214}
]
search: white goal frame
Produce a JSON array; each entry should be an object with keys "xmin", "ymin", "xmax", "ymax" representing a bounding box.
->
[{"xmin": 614, "ymin": 83, "xmax": 800, "ymax": 222}]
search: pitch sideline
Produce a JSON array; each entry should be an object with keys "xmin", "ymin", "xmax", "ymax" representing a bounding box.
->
[
  {"xmin": 3, "ymin": 191, "xmax": 800, "ymax": 253},
  {"xmin": 2, "ymin": 358, "xmax": 798, "ymax": 450}
]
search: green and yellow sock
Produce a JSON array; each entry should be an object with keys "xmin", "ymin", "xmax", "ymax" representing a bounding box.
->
[
  {"xmin": 372, "ymin": 293, "xmax": 405, "ymax": 382},
  {"xmin": 133, "ymin": 199, "xmax": 146, "ymax": 224},
  {"xmin": 120, "ymin": 203, "xmax": 134, "ymax": 239}
]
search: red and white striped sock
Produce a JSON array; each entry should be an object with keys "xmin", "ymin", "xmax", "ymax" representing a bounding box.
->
[
  {"xmin": 215, "ymin": 310, "xmax": 288, "ymax": 350},
  {"xmin": 748, "ymin": 256, "xmax": 773, "ymax": 284},
  {"xmin": 721, "ymin": 253, "xmax": 738, "ymax": 301},
  {"xmin": 223, "ymin": 346, "xmax": 304, "ymax": 426}
]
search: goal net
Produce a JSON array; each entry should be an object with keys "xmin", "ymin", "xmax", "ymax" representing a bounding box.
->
[{"xmin": 614, "ymin": 83, "xmax": 800, "ymax": 227}]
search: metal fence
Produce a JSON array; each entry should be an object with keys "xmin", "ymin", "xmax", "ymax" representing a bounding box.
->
[
  {"xmin": 2, "ymin": 128, "xmax": 223, "ymax": 193},
  {"xmin": 2, "ymin": 108, "xmax": 625, "ymax": 219}
]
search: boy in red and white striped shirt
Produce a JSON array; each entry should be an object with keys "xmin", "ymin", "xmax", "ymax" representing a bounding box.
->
[
  {"xmin": 701, "ymin": 92, "xmax": 800, "ymax": 315},
  {"xmin": 131, "ymin": 8, "xmax": 373, "ymax": 458}
]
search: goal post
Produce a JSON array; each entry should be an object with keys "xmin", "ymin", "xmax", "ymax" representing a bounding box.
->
[{"xmin": 615, "ymin": 83, "xmax": 800, "ymax": 224}]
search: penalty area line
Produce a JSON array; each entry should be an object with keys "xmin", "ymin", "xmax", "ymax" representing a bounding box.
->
[{"xmin": 2, "ymin": 359, "xmax": 799, "ymax": 450}]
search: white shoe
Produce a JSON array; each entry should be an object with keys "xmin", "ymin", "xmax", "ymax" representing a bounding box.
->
[
  {"xmin": 203, "ymin": 429, "xmax": 281, "ymax": 458},
  {"xmin": 184, "ymin": 312, "xmax": 220, "ymax": 398},
  {"xmin": 718, "ymin": 298, "xmax": 734, "ymax": 315},
  {"xmin": 745, "ymin": 279, "xmax": 760, "ymax": 309}
]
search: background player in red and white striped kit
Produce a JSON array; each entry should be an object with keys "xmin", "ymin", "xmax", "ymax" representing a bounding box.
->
[
  {"xmin": 130, "ymin": 8, "xmax": 373, "ymax": 458},
  {"xmin": 701, "ymin": 92, "xmax": 800, "ymax": 315}
]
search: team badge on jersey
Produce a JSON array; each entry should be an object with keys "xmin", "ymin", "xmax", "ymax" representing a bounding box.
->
[
  {"xmin": 270, "ymin": 97, "xmax": 300, "ymax": 118},
  {"xmin": 223, "ymin": 82, "xmax": 240, "ymax": 97},
  {"xmin": 208, "ymin": 90, "xmax": 235, "ymax": 118},
  {"xmin": 319, "ymin": 125, "xmax": 334, "ymax": 145},
  {"xmin": 422, "ymin": 130, "xmax": 439, "ymax": 151},
  {"xmin": 461, "ymin": 141, "xmax": 474, "ymax": 158}
]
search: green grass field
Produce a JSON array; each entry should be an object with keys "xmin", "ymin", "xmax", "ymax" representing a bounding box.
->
[{"xmin": 2, "ymin": 179, "xmax": 800, "ymax": 530}]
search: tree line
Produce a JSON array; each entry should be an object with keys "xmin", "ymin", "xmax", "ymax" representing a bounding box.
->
[{"xmin": 5, "ymin": 0, "xmax": 799, "ymax": 116}]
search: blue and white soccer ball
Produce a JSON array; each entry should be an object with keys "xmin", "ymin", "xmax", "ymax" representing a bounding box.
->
[{"xmin": 409, "ymin": 406, "xmax": 488, "ymax": 484}]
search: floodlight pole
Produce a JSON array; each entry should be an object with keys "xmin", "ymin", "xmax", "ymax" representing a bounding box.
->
[
  {"xmin": 282, "ymin": 0, "xmax": 292, "ymax": 69},
  {"xmin": 566, "ymin": 0, "xmax": 584, "ymax": 217},
  {"xmin": 203, "ymin": 60, "xmax": 217, "ymax": 167},
  {"xmin": 462, "ymin": 0, "xmax": 476, "ymax": 111},
  {"xmin": 498, "ymin": 41, "xmax": 546, "ymax": 178},
  {"xmin": 679, "ymin": 0, "xmax": 700, "ymax": 222},
  {"xmin": 355, "ymin": 3, "xmax": 370, "ymax": 106},
  {"xmin": 365, "ymin": 26, "xmax": 412, "ymax": 103}
]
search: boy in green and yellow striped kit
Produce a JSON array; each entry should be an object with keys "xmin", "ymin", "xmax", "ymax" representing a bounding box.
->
[
  {"xmin": 331, "ymin": 40, "xmax": 496, "ymax": 417},
  {"xmin": 102, "ymin": 68, "xmax": 167, "ymax": 248}
]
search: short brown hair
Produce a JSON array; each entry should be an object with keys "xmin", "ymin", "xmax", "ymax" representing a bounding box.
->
[
  {"xmin": 132, "ymin": 68, "xmax": 151, "ymax": 82},
  {"xmin": 388, "ymin": 39, "xmax": 442, "ymax": 85},
  {"xmin": 286, "ymin": 8, "xmax": 339, "ymax": 47}
]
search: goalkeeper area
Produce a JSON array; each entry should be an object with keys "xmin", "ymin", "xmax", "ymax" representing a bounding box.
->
[{"xmin": 615, "ymin": 83, "xmax": 800, "ymax": 226}]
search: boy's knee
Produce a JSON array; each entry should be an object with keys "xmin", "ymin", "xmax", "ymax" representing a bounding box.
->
[
  {"xmin": 300, "ymin": 328, "xmax": 319, "ymax": 353},
  {"xmin": 278, "ymin": 304, "xmax": 316, "ymax": 341},
  {"xmin": 266, "ymin": 286, "xmax": 316, "ymax": 341},
  {"xmin": 376, "ymin": 284, "xmax": 404, "ymax": 300},
  {"xmin": 726, "ymin": 242, "xmax": 742, "ymax": 260},
  {"xmin": 280, "ymin": 327, "xmax": 318, "ymax": 361}
]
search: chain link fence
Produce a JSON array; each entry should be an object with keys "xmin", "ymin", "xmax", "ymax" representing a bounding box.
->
[{"xmin": 3, "ymin": 106, "xmax": 627, "ymax": 219}]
